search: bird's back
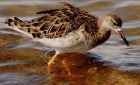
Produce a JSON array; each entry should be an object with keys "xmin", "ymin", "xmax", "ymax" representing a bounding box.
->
[
  {"xmin": 5, "ymin": 3, "xmax": 98, "ymax": 39},
  {"xmin": 5, "ymin": 3, "xmax": 112, "ymax": 52}
]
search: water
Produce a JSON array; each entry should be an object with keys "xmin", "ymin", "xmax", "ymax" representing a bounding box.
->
[
  {"xmin": 0, "ymin": 0, "xmax": 140, "ymax": 85},
  {"xmin": 0, "ymin": 73, "xmax": 43, "ymax": 85}
]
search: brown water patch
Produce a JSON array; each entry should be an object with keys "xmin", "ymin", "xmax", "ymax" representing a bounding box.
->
[
  {"xmin": 0, "ymin": 4, "xmax": 62, "ymax": 16},
  {"xmin": 124, "ymin": 27, "xmax": 140, "ymax": 36},
  {"xmin": 0, "ymin": 1, "xmax": 113, "ymax": 16},
  {"xmin": 130, "ymin": 39, "xmax": 140, "ymax": 45},
  {"xmin": 0, "ymin": 34, "xmax": 22, "ymax": 47},
  {"xmin": 0, "ymin": 48, "xmax": 48, "ymax": 62},
  {"xmin": 114, "ymin": 5, "xmax": 140, "ymax": 21},
  {"xmin": 80, "ymin": 1, "xmax": 113, "ymax": 12}
]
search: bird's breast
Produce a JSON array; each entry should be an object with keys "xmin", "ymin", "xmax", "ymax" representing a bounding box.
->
[
  {"xmin": 34, "ymin": 29, "xmax": 84, "ymax": 48},
  {"xmin": 90, "ymin": 30, "xmax": 111, "ymax": 47}
]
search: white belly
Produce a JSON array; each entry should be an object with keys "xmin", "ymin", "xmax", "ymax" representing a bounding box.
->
[
  {"xmin": 55, "ymin": 41, "xmax": 91, "ymax": 53},
  {"xmin": 34, "ymin": 28, "xmax": 92, "ymax": 53}
]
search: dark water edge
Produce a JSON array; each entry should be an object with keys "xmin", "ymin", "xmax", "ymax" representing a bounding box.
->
[{"xmin": 0, "ymin": 0, "xmax": 140, "ymax": 85}]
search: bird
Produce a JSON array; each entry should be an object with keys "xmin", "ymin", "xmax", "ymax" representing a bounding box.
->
[{"xmin": 5, "ymin": 3, "xmax": 129, "ymax": 66}]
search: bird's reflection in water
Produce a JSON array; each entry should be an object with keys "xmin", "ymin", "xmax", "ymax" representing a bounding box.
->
[
  {"xmin": 0, "ymin": 48, "xmax": 140, "ymax": 85},
  {"xmin": 46, "ymin": 52, "xmax": 119, "ymax": 85}
]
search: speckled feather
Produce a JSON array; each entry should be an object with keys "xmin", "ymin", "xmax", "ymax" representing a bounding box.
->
[
  {"xmin": 5, "ymin": 3, "xmax": 98, "ymax": 39},
  {"xmin": 5, "ymin": 3, "xmax": 128, "ymax": 67}
]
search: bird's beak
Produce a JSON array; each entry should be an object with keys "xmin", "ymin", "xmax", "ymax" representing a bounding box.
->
[{"xmin": 114, "ymin": 27, "xmax": 129, "ymax": 46}]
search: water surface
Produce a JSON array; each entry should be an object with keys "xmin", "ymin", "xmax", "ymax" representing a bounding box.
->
[{"xmin": 0, "ymin": 0, "xmax": 140, "ymax": 85}]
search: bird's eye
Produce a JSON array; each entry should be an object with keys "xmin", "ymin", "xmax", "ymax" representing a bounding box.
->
[
  {"xmin": 113, "ymin": 22, "xmax": 117, "ymax": 25},
  {"xmin": 111, "ymin": 19, "xmax": 117, "ymax": 26}
]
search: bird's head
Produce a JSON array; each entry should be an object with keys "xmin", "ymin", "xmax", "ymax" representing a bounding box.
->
[{"xmin": 98, "ymin": 14, "xmax": 129, "ymax": 46}]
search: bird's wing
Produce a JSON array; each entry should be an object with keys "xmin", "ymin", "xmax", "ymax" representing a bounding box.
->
[
  {"xmin": 32, "ymin": 3, "xmax": 98, "ymax": 39},
  {"xmin": 30, "ymin": 3, "xmax": 85, "ymax": 39},
  {"xmin": 5, "ymin": 3, "xmax": 98, "ymax": 39}
]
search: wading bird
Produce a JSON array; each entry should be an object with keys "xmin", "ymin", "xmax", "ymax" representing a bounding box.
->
[{"xmin": 5, "ymin": 3, "xmax": 129, "ymax": 67}]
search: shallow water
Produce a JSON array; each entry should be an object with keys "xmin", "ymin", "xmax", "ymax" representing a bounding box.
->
[{"xmin": 0, "ymin": 0, "xmax": 140, "ymax": 85}]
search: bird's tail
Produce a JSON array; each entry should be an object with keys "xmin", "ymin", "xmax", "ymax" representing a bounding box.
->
[
  {"xmin": 5, "ymin": 17, "xmax": 33, "ymax": 38},
  {"xmin": 5, "ymin": 17, "xmax": 29, "ymax": 30}
]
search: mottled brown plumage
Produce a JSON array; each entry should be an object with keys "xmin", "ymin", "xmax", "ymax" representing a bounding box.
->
[
  {"xmin": 6, "ymin": 3, "xmax": 98, "ymax": 39},
  {"xmin": 5, "ymin": 3, "xmax": 129, "ymax": 68}
]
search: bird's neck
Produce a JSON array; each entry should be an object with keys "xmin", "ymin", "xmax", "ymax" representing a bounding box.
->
[
  {"xmin": 97, "ymin": 17, "xmax": 111, "ymax": 33},
  {"xmin": 95, "ymin": 19, "xmax": 111, "ymax": 45},
  {"xmin": 94, "ymin": 29, "xmax": 111, "ymax": 47}
]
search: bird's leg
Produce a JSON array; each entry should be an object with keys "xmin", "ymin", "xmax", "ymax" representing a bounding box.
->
[
  {"xmin": 48, "ymin": 54, "xmax": 57, "ymax": 66},
  {"xmin": 47, "ymin": 50, "xmax": 60, "ymax": 66}
]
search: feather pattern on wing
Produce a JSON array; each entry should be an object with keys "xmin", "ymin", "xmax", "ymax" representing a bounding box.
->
[{"xmin": 5, "ymin": 3, "xmax": 98, "ymax": 39}]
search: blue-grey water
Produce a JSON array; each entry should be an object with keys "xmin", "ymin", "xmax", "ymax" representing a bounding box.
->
[{"xmin": 0, "ymin": 0, "xmax": 140, "ymax": 85}]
